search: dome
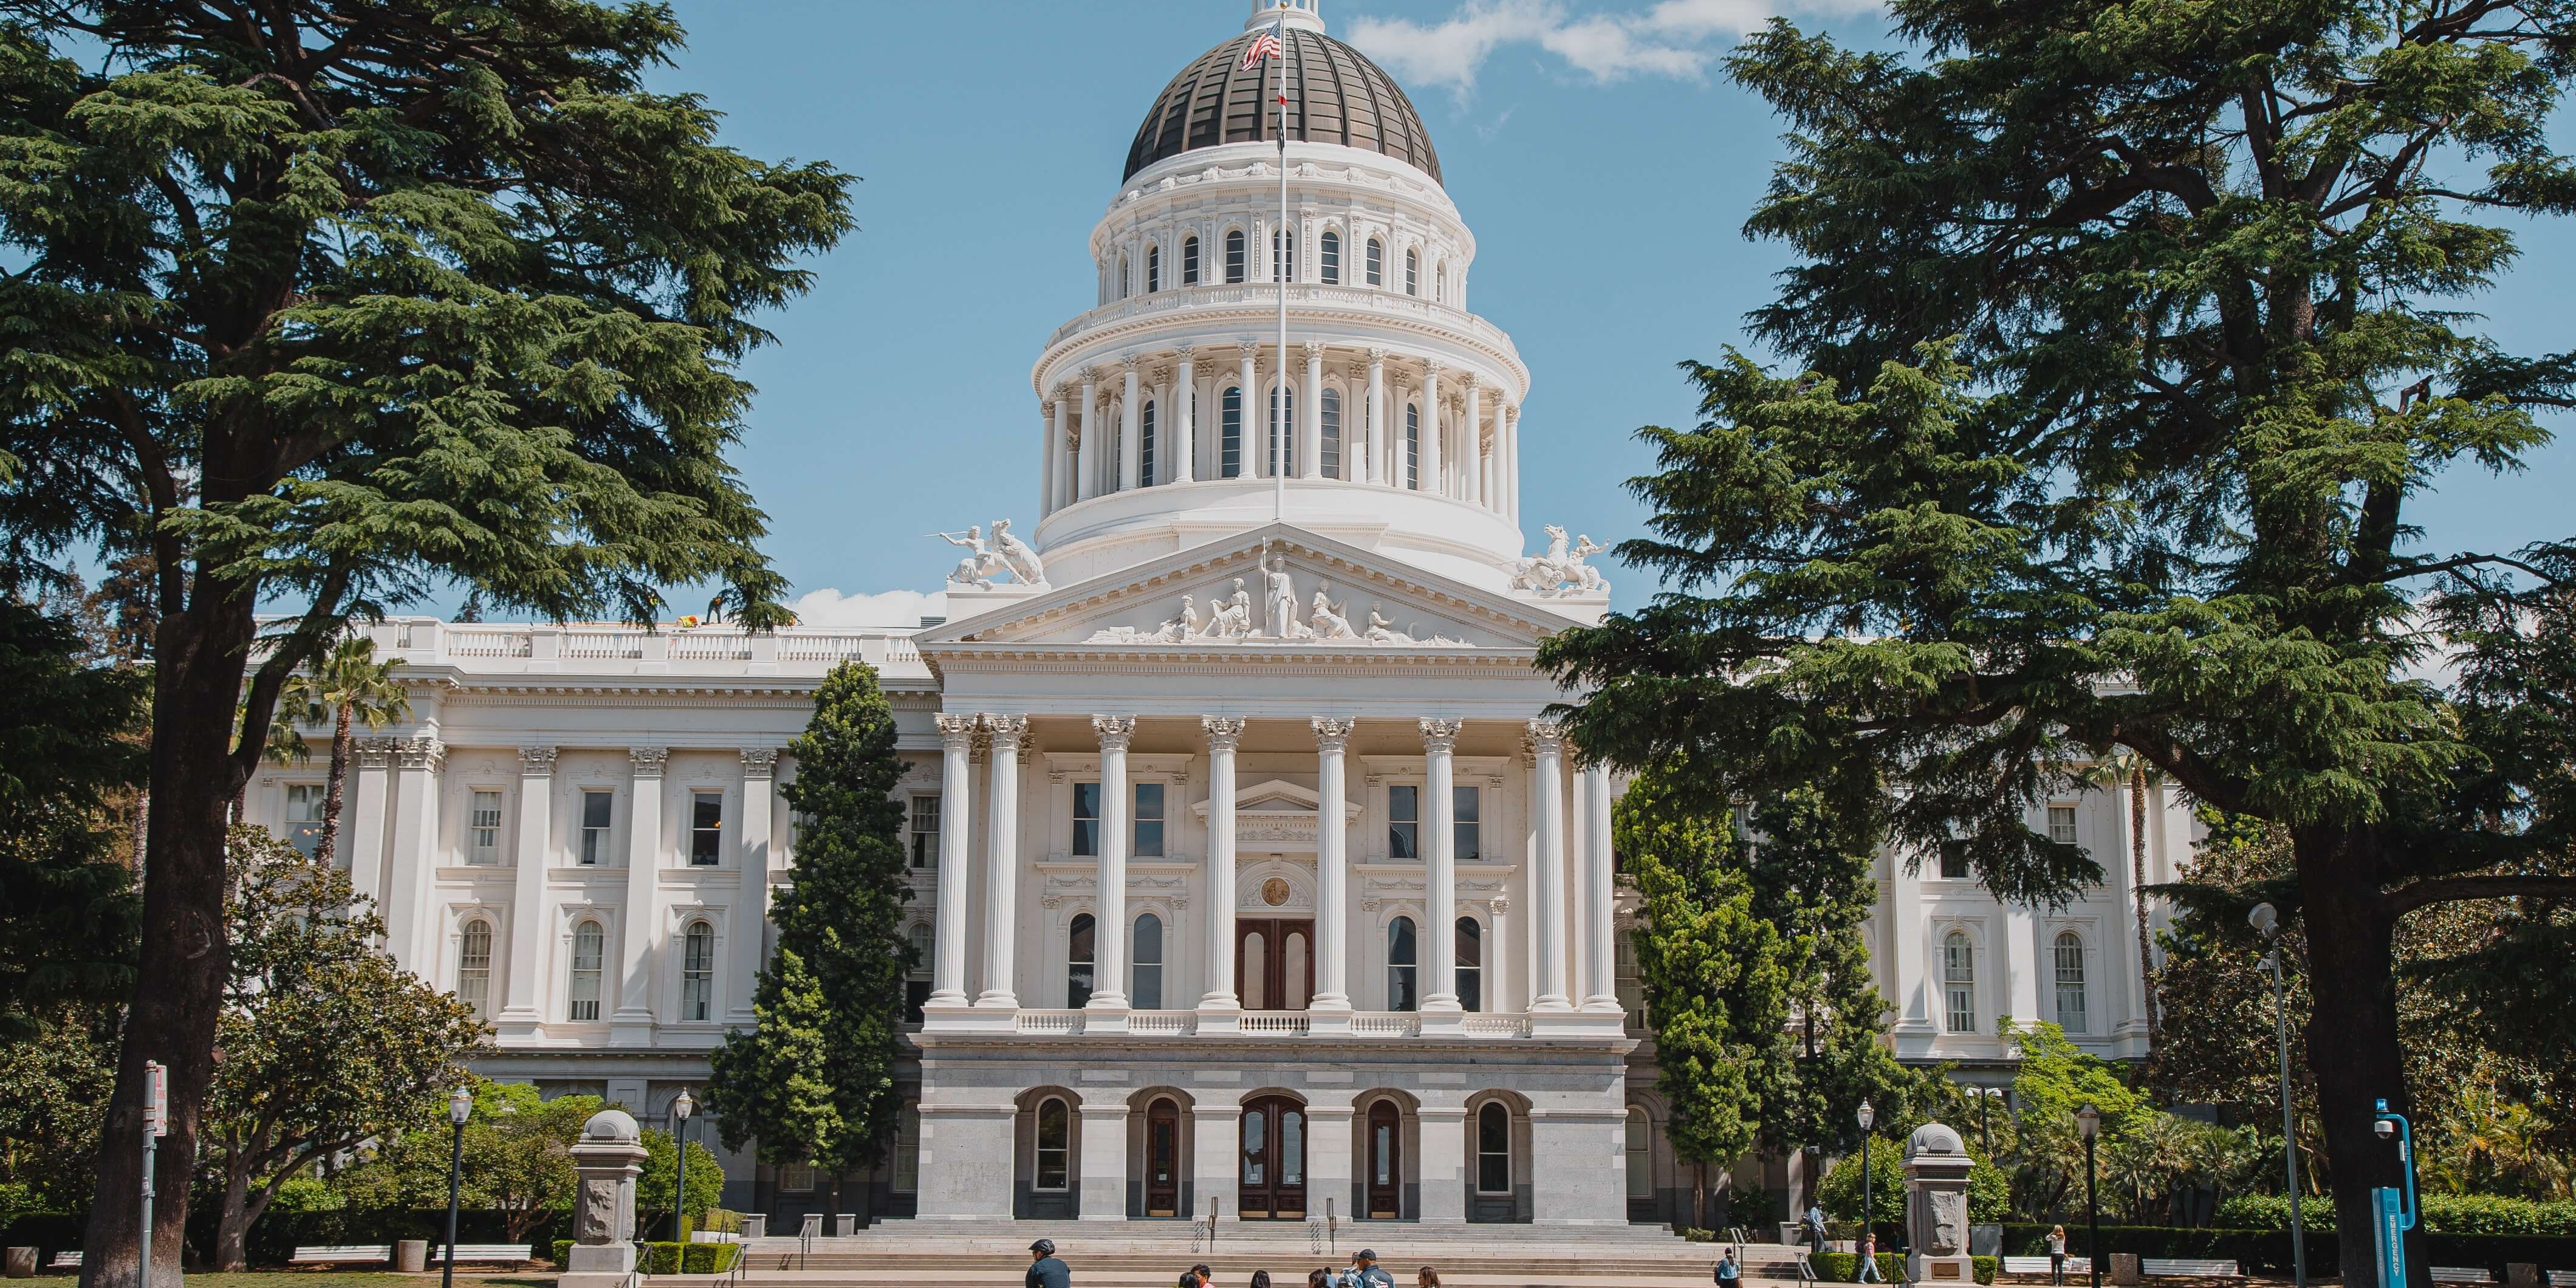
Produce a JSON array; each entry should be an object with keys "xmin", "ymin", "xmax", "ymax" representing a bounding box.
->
[{"xmin": 1123, "ymin": 25, "xmax": 1440, "ymax": 183}]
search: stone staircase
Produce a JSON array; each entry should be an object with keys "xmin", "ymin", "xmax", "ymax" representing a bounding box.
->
[{"xmin": 730, "ymin": 1223, "xmax": 1811, "ymax": 1287}]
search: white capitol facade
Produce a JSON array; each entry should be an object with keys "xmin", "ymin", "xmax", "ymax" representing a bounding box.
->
[{"xmin": 248, "ymin": 0, "xmax": 2191, "ymax": 1229}]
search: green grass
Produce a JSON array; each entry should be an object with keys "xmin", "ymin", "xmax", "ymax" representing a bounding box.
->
[{"xmin": 149, "ymin": 1276, "xmax": 553, "ymax": 1288}]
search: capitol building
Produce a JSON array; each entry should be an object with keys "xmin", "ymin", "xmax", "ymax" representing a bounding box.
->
[{"xmin": 246, "ymin": 0, "xmax": 2189, "ymax": 1230}]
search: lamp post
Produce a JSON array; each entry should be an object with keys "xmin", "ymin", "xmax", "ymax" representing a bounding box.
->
[
  {"xmin": 2076, "ymin": 1105, "xmax": 2102, "ymax": 1288},
  {"xmin": 671, "ymin": 1089, "xmax": 696, "ymax": 1245},
  {"xmin": 1976, "ymin": 1087, "xmax": 1996, "ymax": 1157},
  {"xmin": 1858, "ymin": 1101, "xmax": 1877, "ymax": 1255},
  {"xmin": 2250, "ymin": 903, "xmax": 2307, "ymax": 1288},
  {"xmin": 440, "ymin": 1086, "xmax": 471, "ymax": 1288}
]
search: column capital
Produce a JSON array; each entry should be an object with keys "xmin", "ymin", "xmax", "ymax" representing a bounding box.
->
[
  {"xmin": 1366, "ymin": 346, "xmax": 1387, "ymax": 363},
  {"xmin": 397, "ymin": 736, "xmax": 447, "ymax": 772},
  {"xmin": 1311, "ymin": 717, "xmax": 1355, "ymax": 751},
  {"xmin": 1458, "ymin": 370, "xmax": 1480, "ymax": 392},
  {"xmin": 986, "ymin": 713, "xmax": 1030, "ymax": 745},
  {"xmin": 740, "ymin": 747, "xmax": 778, "ymax": 779},
  {"xmin": 1302, "ymin": 339, "xmax": 1327, "ymax": 361},
  {"xmin": 355, "ymin": 736, "xmax": 402, "ymax": 769},
  {"xmin": 1237, "ymin": 338, "xmax": 1262, "ymax": 358},
  {"xmin": 1149, "ymin": 363, "xmax": 1173, "ymax": 385},
  {"xmin": 935, "ymin": 713, "xmax": 979, "ymax": 747},
  {"xmin": 1422, "ymin": 358, "xmax": 1446, "ymax": 378},
  {"xmin": 1092, "ymin": 714, "xmax": 1136, "ymax": 751},
  {"xmin": 1119, "ymin": 353, "xmax": 1142, "ymax": 374},
  {"xmin": 1488, "ymin": 896, "xmax": 1511, "ymax": 918},
  {"xmin": 1081, "ymin": 368, "xmax": 1103, "ymax": 389},
  {"xmin": 626, "ymin": 747, "xmax": 666, "ymax": 778},
  {"xmin": 1202, "ymin": 716, "xmax": 1245, "ymax": 751},
  {"xmin": 1419, "ymin": 718, "xmax": 1463, "ymax": 753},
  {"xmin": 518, "ymin": 745, "xmax": 559, "ymax": 775}
]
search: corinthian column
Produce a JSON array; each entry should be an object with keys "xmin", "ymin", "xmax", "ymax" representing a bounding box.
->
[
  {"xmin": 1199, "ymin": 717, "xmax": 1244, "ymax": 1026},
  {"xmin": 1173, "ymin": 352, "xmax": 1197, "ymax": 483},
  {"xmin": 1119, "ymin": 358, "xmax": 1142, "ymax": 492},
  {"xmin": 1580, "ymin": 763, "xmax": 1620, "ymax": 1012},
  {"xmin": 1076, "ymin": 374, "xmax": 1100, "ymax": 501},
  {"xmin": 1420, "ymin": 718, "xmax": 1464, "ymax": 1021},
  {"xmin": 928, "ymin": 714, "xmax": 977, "ymax": 1011},
  {"xmin": 1089, "ymin": 716, "xmax": 1135, "ymax": 1017},
  {"xmin": 1528, "ymin": 721, "xmax": 1572, "ymax": 1012},
  {"xmin": 1421, "ymin": 362, "xmax": 1445, "ymax": 495},
  {"xmin": 1365, "ymin": 349, "xmax": 1387, "ymax": 486},
  {"xmin": 1237, "ymin": 342, "xmax": 1260, "ymax": 478},
  {"xmin": 978, "ymin": 716, "xmax": 1027, "ymax": 1009},
  {"xmin": 497, "ymin": 746, "xmax": 556, "ymax": 1038},
  {"xmin": 730, "ymin": 748, "xmax": 777, "ymax": 1027},
  {"xmin": 1462, "ymin": 375, "xmax": 1484, "ymax": 505},
  {"xmin": 1300, "ymin": 342, "xmax": 1325, "ymax": 479},
  {"xmin": 1310, "ymin": 718, "xmax": 1355, "ymax": 1021}
]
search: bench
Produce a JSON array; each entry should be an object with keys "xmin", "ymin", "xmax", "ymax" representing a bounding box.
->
[
  {"xmin": 47, "ymin": 1252, "xmax": 80, "ymax": 1270},
  {"xmin": 2004, "ymin": 1256, "xmax": 2092, "ymax": 1276},
  {"xmin": 2430, "ymin": 1270, "xmax": 2490, "ymax": 1284},
  {"xmin": 291, "ymin": 1245, "xmax": 390, "ymax": 1265},
  {"xmin": 436, "ymin": 1244, "xmax": 538, "ymax": 1265},
  {"xmin": 2143, "ymin": 1259, "xmax": 2241, "ymax": 1278},
  {"xmin": 2544, "ymin": 1272, "xmax": 2576, "ymax": 1288}
]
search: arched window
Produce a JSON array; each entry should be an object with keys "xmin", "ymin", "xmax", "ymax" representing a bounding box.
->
[
  {"xmin": 1405, "ymin": 404, "xmax": 1422, "ymax": 490},
  {"xmin": 1434, "ymin": 262, "xmax": 1446, "ymax": 303},
  {"xmin": 1454, "ymin": 917, "xmax": 1482, "ymax": 1012},
  {"xmin": 1220, "ymin": 386, "xmax": 1243, "ymax": 478},
  {"xmin": 1320, "ymin": 229, "xmax": 1341, "ymax": 284},
  {"xmin": 2054, "ymin": 931, "xmax": 2088, "ymax": 1033},
  {"xmin": 1146, "ymin": 242, "xmax": 1160, "ymax": 293},
  {"xmin": 906, "ymin": 921, "xmax": 933, "ymax": 1022},
  {"xmin": 1067, "ymin": 913, "xmax": 1097, "ymax": 1009},
  {"xmin": 1269, "ymin": 385, "xmax": 1294, "ymax": 476},
  {"xmin": 1476, "ymin": 1102, "xmax": 1511, "ymax": 1193},
  {"xmin": 1225, "ymin": 228, "xmax": 1247, "ymax": 284},
  {"xmin": 1183, "ymin": 234, "xmax": 1201, "ymax": 286},
  {"xmin": 1944, "ymin": 931, "xmax": 1976, "ymax": 1033},
  {"xmin": 1117, "ymin": 253, "xmax": 1128, "ymax": 299},
  {"xmin": 681, "ymin": 920, "xmax": 715, "ymax": 1021},
  {"xmin": 1386, "ymin": 917, "xmax": 1418, "ymax": 1012},
  {"xmin": 457, "ymin": 919, "xmax": 492, "ymax": 1016},
  {"xmin": 1035, "ymin": 1096, "xmax": 1072, "ymax": 1190},
  {"xmin": 1272, "ymin": 227, "xmax": 1295, "ymax": 282},
  {"xmin": 1132, "ymin": 913, "xmax": 1165, "ymax": 1010},
  {"xmin": 1320, "ymin": 388, "xmax": 1342, "ymax": 479},
  {"xmin": 1404, "ymin": 247, "xmax": 1419, "ymax": 296},
  {"xmin": 1140, "ymin": 399, "xmax": 1158, "ymax": 487},
  {"xmin": 1625, "ymin": 1106, "xmax": 1654, "ymax": 1199},
  {"xmin": 1366, "ymin": 236, "xmax": 1384, "ymax": 286},
  {"xmin": 567, "ymin": 919, "xmax": 605, "ymax": 1021}
]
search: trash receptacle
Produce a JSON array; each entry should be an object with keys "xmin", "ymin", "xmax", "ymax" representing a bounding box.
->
[{"xmin": 396, "ymin": 1239, "xmax": 429, "ymax": 1273}]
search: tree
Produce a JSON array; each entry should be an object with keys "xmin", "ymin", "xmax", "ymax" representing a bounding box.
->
[
  {"xmin": 705, "ymin": 662, "xmax": 910, "ymax": 1212},
  {"xmin": 272, "ymin": 637, "xmax": 408, "ymax": 866},
  {"xmin": 0, "ymin": 1005, "xmax": 118, "ymax": 1219},
  {"xmin": 2077, "ymin": 752, "xmax": 2163, "ymax": 1046},
  {"xmin": 1540, "ymin": 2, "xmax": 2576, "ymax": 1280},
  {"xmin": 339, "ymin": 1083, "xmax": 603, "ymax": 1243},
  {"xmin": 635, "ymin": 1128, "xmax": 724, "ymax": 1238},
  {"xmin": 0, "ymin": 5, "xmax": 853, "ymax": 1283},
  {"xmin": 200, "ymin": 829, "xmax": 488, "ymax": 1270}
]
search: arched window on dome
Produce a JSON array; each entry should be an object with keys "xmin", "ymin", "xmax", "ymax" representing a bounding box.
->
[
  {"xmin": 1269, "ymin": 385, "xmax": 1295, "ymax": 477},
  {"xmin": 1405, "ymin": 247, "xmax": 1419, "ymax": 296},
  {"xmin": 1405, "ymin": 403, "xmax": 1422, "ymax": 490},
  {"xmin": 1225, "ymin": 229, "xmax": 1247, "ymax": 284},
  {"xmin": 1220, "ymin": 386, "xmax": 1243, "ymax": 478},
  {"xmin": 1320, "ymin": 230, "xmax": 1341, "ymax": 285},
  {"xmin": 1183, "ymin": 234, "xmax": 1201, "ymax": 286},
  {"xmin": 1434, "ymin": 262, "xmax": 1446, "ymax": 303},
  {"xmin": 1272, "ymin": 228, "xmax": 1295, "ymax": 283},
  {"xmin": 1366, "ymin": 237, "xmax": 1384, "ymax": 287},
  {"xmin": 1146, "ymin": 243, "xmax": 1160, "ymax": 293},
  {"xmin": 1320, "ymin": 388, "xmax": 1342, "ymax": 479},
  {"xmin": 1140, "ymin": 399, "xmax": 1158, "ymax": 487},
  {"xmin": 1117, "ymin": 253, "xmax": 1128, "ymax": 300}
]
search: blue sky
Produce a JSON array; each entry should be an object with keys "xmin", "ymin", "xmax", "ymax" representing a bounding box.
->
[{"xmin": 634, "ymin": 0, "xmax": 2574, "ymax": 628}]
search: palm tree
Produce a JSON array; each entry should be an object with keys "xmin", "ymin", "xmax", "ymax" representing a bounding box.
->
[
  {"xmin": 275, "ymin": 636, "xmax": 410, "ymax": 866},
  {"xmin": 2080, "ymin": 750, "xmax": 2164, "ymax": 1045}
]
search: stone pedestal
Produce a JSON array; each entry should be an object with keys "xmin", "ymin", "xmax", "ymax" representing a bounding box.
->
[
  {"xmin": 2507, "ymin": 1264, "xmax": 2541, "ymax": 1288},
  {"xmin": 2109, "ymin": 1253, "xmax": 2143, "ymax": 1285},
  {"xmin": 740, "ymin": 1214, "xmax": 766, "ymax": 1240},
  {"xmin": 1903, "ymin": 1123, "xmax": 1976, "ymax": 1284},
  {"xmin": 561, "ymin": 1108, "xmax": 649, "ymax": 1288},
  {"xmin": 5, "ymin": 1247, "xmax": 37, "ymax": 1279}
]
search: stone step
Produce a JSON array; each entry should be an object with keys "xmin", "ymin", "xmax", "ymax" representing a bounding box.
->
[{"xmin": 737, "ymin": 1274, "xmax": 1810, "ymax": 1288}]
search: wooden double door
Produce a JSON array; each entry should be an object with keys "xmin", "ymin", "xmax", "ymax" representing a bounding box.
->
[
  {"xmin": 1238, "ymin": 1095, "xmax": 1307, "ymax": 1219},
  {"xmin": 1236, "ymin": 919, "xmax": 1313, "ymax": 1011},
  {"xmin": 1144, "ymin": 1098, "xmax": 1182, "ymax": 1218},
  {"xmin": 1365, "ymin": 1100, "xmax": 1403, "ymax": 1218}
]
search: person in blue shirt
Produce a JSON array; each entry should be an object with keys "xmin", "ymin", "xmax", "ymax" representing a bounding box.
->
[
  {"xmin": 1026, "ymin": 1239, "xmax": 1070, "ymax": 1288},
  {"xmin": 1350, "ymin": 1249, "xmax": 1394, "ymax": 1288},
  {"xmin": 1715, "ymin": 1248, "xmax": 1742, "ymax": 1287}
]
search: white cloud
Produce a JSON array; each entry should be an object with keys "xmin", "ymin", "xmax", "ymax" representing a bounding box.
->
[
  {"xmin": 1347, "ymin": 0, "xmax": 1871, "ymax": 96},
  {"xmin": 787, "ymin": 586, "xmax": 948, "ymax": 630}
]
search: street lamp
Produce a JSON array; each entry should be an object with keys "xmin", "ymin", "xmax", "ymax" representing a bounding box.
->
[
  {"xmin": 1858, "ymin": 1101, "xmax": 1876, "ymax": 1255},
  {"xmin": 2076, "ymin": 1105, "xmax": 2102, "ymax": 1288},
  {"xmin": 671, "ymin": 1089, "xmax": 696, "ymax": 1245},
  {"xmin": 2249, "ymin": 903, "xmax": 2307, "ymax": 1288},
  {"xmin": 441, "ymin": 1086, "xmax": 471, "ymax": 1288},
  {"xmin": 1975, "ymin": 1087, "xmax": 2000, "ymax": 1157}
]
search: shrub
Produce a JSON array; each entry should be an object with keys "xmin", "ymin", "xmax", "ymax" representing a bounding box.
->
[
  {"xmin": 1974, "ymin": 1255, "xmax": 1999, "ymax": 1283},
  {"xmin": 552, "ymin": 1240, "xmax": 572, "ymax": 1268},
  {"xmin": 2213, "ymin": 1193, "xmax": 2576, "ymax": 1237},
  {"xmin": 1812, "ymin": 1251, "xmax": 1910, "ymax": 1283}
]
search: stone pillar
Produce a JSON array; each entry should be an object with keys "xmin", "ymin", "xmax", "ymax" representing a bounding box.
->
[
  {"xmin": 609, "ymin": 747, "xmax": 662, "ymax": 1044},
  {"xmin": 1078, "ymin": 1092, "xmax": 1130, "ymax": 1221},
  {"xmin": 2005, "ymin": 903, "xmax": 2042, "ymax": 1027},
  {"xmin": 1119, "ymin": 358, "xmax": 1142, "ymax": 492},
  {"xmin": 1530, "ymin": 1107, "xmax": 1630, "ymax": 1225},
  {"xmin": 1190, "ymin": 1103, "xmax": 1238, "ymax": 1224},
  {"xmin": 1307, "ymin": 1101, "xmax": 1355, "ymax": 1224},
  {"xmin": 1529, "ymin": 722, "xmax": 1572, "ymax": 1012},
  {"xmin": 1462, "ymin": 377, "xmax": 1483, "ymax": 505},
  {"xmin": 1089, "ymin": 716, "xmax": 1134, "ymax": 1018},
  {"xmin": 978, "ymin": 716, "xmax": 1026, "ymax": 1009},
  {"xmin": 1300, "ymin": 342, "xmax": 1325, "ymax": 479},
  {"xmin": 1420, "ymin": 719, "xmax": 1464, "ymax": 1021},
  {"xmin": 1421, "ymin": 363, "xmax": 1444, "ymax": 495},
  {"xmin": 497, "ymin": 747, "xmax": 556, "ymax": 1038},
  {"xmin": 1580, "ymin": 764, "xmax": 1620, "ymax": 1013},
  {"xmin": 344, "ymin": 738, "xmax": 398, "ymax": 906},
  {"xmin": 1366, "ymin": 349, "xmax": 1387, "ymax": 486},
  {"xmin": 1238, "ymin": 343, "xmax": 1260, "ymax": 478},
  {"xmin": 561, "ymin": 1109, "xmax": 648, "ymax": 1288},
  {"xmin": 1199, "ymin": 718, "xmax": 1244, "ymax": 1024},
  {"xmin": 1173, "ymin": 352, "xmax": 1197, "ymax": 483},
  {"xmin": 1905, "ymin": 1123, "xmax": 1976, "ymax": 1284},
  {"xmin": 1046, "ymin": 393, "xmax": 1069, "ymax": 514},
  {"xmin": 1310, "ymin": 718, "xmax": 1355, "ymax": 1019},
  {"xmin": 1505, "ymin": 403, "xmax": 1521, "ymax": 521},
  {"xmin": 1077, "ymin": 374, "xmax": 1099, "ymax": 501},
  {"xmin": 1417, "ymin": 1100, "xmax": 1468, "ymax": 1224},
  {"xmin": 914, "ymin": 1100, "xmax": 1017, "ymax": 1221},
  {"xmin": 928, "ymin": 714, "xmax": 976, "ymax": 1011},
  {"xmin": 382, "ymin": 735, "xmax": 445, "ymax": 967},
  {"xmin": 728, "ymin": 749, "xmax": 776, "ymax": 1026}
]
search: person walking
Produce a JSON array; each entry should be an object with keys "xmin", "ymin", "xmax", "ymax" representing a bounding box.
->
[
  {"xmin": 2047, "ymin": 1226, "xmax": 2069, "ymax": 1286},
  {"xmin": 1714, "ymin": 1249, "xmax": 1742, "ymax": 1288},
  {"xmin": 1806, "ymin": 1201, "xmax": 1829, "ymax": 1251},
  {"xmin": 1858, "ymin": 1232, "xmax": 1883, "ymax": 1284},
  {"xmin": 1027, "ymin": 1239, "xmax": 1070, "ymax": 1288},
  {"xmin": 1351, "ymin": 1249, "xmax": 1395, "ymax": 1288}
]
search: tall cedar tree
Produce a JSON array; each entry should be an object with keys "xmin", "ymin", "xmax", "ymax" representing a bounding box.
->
[
  {"xmin": 1540, "ymin": 5, "xmax": 2576, "ymax": 1283},
  {"xmin": 0, "ymin": 7, "xmax": 852, "ymax": 1284},
  {"xmin": 706, "ymin": 662, "xmax": 910, "ymax": 1211}
]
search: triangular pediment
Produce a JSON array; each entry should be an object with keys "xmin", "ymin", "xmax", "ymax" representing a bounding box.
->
[
  {"xmin": 1189, "ymin": 778, "xmax": 1365, "ymax": 822},
  {"xmin": 913, "ymin": 524, "xmax": 1566, "ymax": 655}
]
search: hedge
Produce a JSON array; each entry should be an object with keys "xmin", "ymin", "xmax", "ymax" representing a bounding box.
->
[
  {"xmin": 0, "ymin": 1210, "xmax": 560, "ymax": 1269},
  {"xmin": 1998, "ymin": 1224, "xmax": 2576, "ymax": 1275},
  {"xmin": 553, "ymin": 1239, "xmax": 741, "ymax": 1275},
  {"xmin": 1809, "ymin": 1252, "xmax": 1995, "ymax": 1284},
  {"xmin": 2215, "ymin": 1193, "xmax": 2576, "ymax": 1238}
]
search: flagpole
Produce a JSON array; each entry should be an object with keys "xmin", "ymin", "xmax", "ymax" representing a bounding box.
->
[{"xmin": 1272, "ymin": 12, "xmax": 1288, "ymax": 525}]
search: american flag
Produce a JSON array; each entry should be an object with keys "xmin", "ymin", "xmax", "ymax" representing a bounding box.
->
[{"xmin": 1239, "ymin": 28, "xmax": 1282, "ymax": 70}]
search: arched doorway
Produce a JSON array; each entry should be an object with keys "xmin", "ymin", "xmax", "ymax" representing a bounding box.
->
[
  {"xmin": 1365, "ymin": 1100, "xmax": 1402, "ymax": 1218},
  {"xmin": 1238, "ymin": 1095, "xmax": 1307, "ymax": 1219},
  {"xmin": 1145, "ymin": 1097, "xmax": 1182, "ymax": 1217}
]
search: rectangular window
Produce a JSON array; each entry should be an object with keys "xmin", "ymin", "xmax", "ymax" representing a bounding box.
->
[
  {"xmin": 1270, "ymin": 386, "xmax": 1294, "ymax": 476},
  {"xmin": 1388, "ymin": 785, "xmax": 1420, "ymax": 860},
  {"xmin": 580, "ymin": 790, "xmax": 613, "ymax": 865},
  {"xmin": 1938, "ymin": 839, "xmax": 1971, "ymax": 880},
  {"xmin": 1453, "ymin": 785, "xmax": 1481, "ymax": 861},
  {"xmin": 283, "ymin": 784, "xmax": 325, "ymax": 858},
  {"xmin": 892, "ymin": 1105, "xmax": 921, "ymax": 1194},
  {"xmin": 690, "ymin": 792, "xmax": 722, "ymax": 865},
  {"xmin": 1321, "ymin": 231, "xmax": 1341, "ymax": 284},
  {"xmin": 1405, "ymin": 405, "xmax": 1421, "ymax": 489},
  {"xmin": 1072, "ymin": 782, "xmax": 1101, "ymax": 857},
  {"xmin": 1221, "ymin": 387, "xmax": 1242, "ymax": 478},
  {"xmin": 1273, "ymin": 228, "xmax": 1294, "ymax": 281},
  {"xmin": 1140, "ymin": 399, "xmax": 1157, "ymax": 487},
  {"xmin": 2055, "ymin": 936, "xmax": 2089, "ymax": 1034},
  {"xmin": 1321, "ymin": 389, "xmax": 1341, "ymax": 479},
  {"xmin": 1134, "ymin": 782, "xmax": 1165, "ymax": 857},
  {"xmin": 775, "ymin": 1162, "xmax": 814, "ymax": 1193},
  {"xmin": 909, "ymin": 794, "xmax": 939, "ymax": 869},
  {"xmin": 468, "ymin": 789, "xmax": 504, "ymax": 864},
  {"xmin": 2047, "ymin": 805, "xmax": 2078, "ymax": 846}
]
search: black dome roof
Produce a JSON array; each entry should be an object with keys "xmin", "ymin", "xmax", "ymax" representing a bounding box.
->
[{"xmin": 1123, "ymin": 27, "xmax": 1440, "ymax": 184}]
